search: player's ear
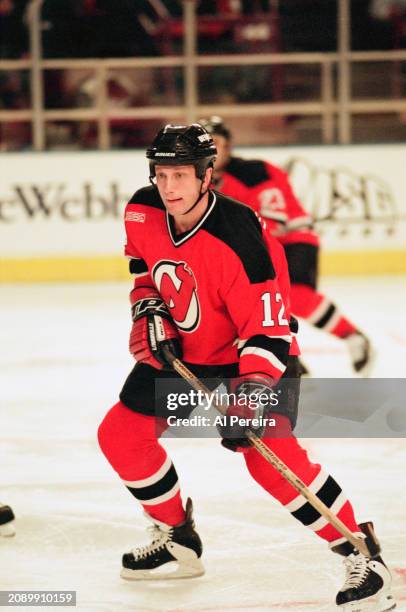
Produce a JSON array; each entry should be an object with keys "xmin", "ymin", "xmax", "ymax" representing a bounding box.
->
[{"xmin": 202, "ymin": 166, "xmax": 213, "ymax": 190}]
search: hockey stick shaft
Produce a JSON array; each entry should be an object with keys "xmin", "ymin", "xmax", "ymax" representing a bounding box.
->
[{"xmin": 163, "ymin": 349, "xmax": 370, "ymax": 557}]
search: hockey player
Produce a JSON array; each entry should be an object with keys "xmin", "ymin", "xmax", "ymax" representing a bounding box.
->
[
  {"xmin": 199, "ymin": 116, "xmax": 374, "ymax": 377},
  {"xmin": 98, "ymin": 124, "xmax": 394, "ymax": 610},
  {"xmin": 0, "ymin": 503, "xmax": 15, "ymax": 537}
]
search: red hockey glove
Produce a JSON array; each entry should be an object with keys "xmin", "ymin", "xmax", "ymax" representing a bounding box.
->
[
  {"xmin": 129, "ymin": 287, "xmax": 182, "ymax": 370},
  {"xmin": 217, "ymin": 373, "xmax": 280, "ymax": 452}
]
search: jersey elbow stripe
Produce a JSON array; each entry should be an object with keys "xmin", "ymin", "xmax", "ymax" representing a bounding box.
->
[
  {"xmin": 237, "ymin": 335, "xmax": 291, "ymax": 349},
  {"xmin": 129, "ymin": 257, "xmax": 149, "ymax": 275},
  {"xmin": 260, "ymin": 211, "xmax": 288, "ymax": 223},
  {"xmin": 123, "ymin": 456, "xmax": 180, "ymax": 505},
  {"xmin": 288, "ymin": 216, "xmax": 313, "ymax": 230},
  {"xmin": 240, "ymin": 346, "xmax": 287, "ymax": 377},
  {"xmin": 239, "ymin": 336, "xmax": 290, "ymax": 367}
]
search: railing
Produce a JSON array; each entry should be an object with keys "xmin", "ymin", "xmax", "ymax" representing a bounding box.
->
[{"xmin": 0, "ymin": 0, "xmax": 405, "ymax": 150}]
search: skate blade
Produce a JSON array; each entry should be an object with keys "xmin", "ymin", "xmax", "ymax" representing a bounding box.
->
[
  {"xmin": 356, "ymin": 347, "xmax": 376, "ymax": 378},
  {"xmin": 339, "ymin": 590, "xmax": 396, "ymax": 612},
  {"xmin": 120, "ymin": 559, "xmax": 205, "ymax": 581},
  {"xmin": 0, "ymin": 521, "xmax": 16, "ymax": 537}
]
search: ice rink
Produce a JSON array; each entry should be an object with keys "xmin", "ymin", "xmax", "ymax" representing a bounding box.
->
[{"xmin": 1, "ymin": 276, "xmax": 406, "ymax": 612}]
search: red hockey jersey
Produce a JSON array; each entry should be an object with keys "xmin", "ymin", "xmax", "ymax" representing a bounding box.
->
[
  {"xmin": 124, "ymin": 186, "xmax": 299, "ymax": 382},
  {"xmin": 214, "ymin": 157, "xmax": 319, "ymax": 247}
]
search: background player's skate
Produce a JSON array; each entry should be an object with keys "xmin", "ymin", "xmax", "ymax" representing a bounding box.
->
[
  {"xmin": 345, "ymin": 331, "xmax": 375, "ymax": 377},
  {"xmin": 0, "ymin": 504, "xmax": 15, "ymax": 537}
]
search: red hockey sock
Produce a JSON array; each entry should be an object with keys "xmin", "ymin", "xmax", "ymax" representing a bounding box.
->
[
  {"xmin": 244, "ymin": 425, "xmax": 360, "ymax": 544},
  {"xmin": 98, "ymin": 402, "xmax": 186, "ymax": 526},
  {"xmin": 290, "ymin": 284, "xmax": 358, "ymax": 339}
]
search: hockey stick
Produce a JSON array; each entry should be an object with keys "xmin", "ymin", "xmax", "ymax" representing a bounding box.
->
[{"xmin": 163, "ymin": 348, "xmax": 374, "ymax": 557}]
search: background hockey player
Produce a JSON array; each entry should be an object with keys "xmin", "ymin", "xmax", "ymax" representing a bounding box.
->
[
  {"xmin": 0, "ymin": 503, "xmax": 15, "ymax": 537},
  {"xmin": 199, "ymin": 116, "xmax": 374, "ymax": 377},
  {"xmin": 98, "ymin": 124, "xmax": 394, "ymax": 611}
]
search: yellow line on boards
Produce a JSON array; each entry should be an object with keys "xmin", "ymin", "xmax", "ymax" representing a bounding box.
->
[
  {"xmin": 319, "ymin": 250, "xmax": 406, "ymax": 276},
  {"xmin": 0, "ymin": 256, "xmax": 130, "ymax": 283},
  {"xmin": 0, "ymin": 251, "xmax": 405, "ymax": 283}
]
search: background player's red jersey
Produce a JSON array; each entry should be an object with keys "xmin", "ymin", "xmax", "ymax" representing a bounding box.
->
[
  {"xmin": 214, "ymin": 157, "xmax": 319, "ymax": 247},
  {"xmin": 125, "ymin": 186, "xmax": 298, "ymax": 382}
]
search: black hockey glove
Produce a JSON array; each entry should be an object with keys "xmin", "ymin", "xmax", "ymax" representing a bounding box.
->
[{"xmin": 217, "ymin": 374, "xmax": 278, "ymax": 452}]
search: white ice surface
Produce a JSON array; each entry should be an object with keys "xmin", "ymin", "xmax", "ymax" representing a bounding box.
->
[{"xmin": 1, "ymin": 277, "xmax": 406, "ymax": 612}]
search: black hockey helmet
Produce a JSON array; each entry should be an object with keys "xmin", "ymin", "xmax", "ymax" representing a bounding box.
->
[
  {"xmin": 146, "ymin": 123, "xmax": 217, "ymax": 181},
  {"xmin": 198, "ymin": 116, "xmax": 231, "ymax": 140}
]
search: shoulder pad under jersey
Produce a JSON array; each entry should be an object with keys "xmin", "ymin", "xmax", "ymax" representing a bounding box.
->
[{"xmin": 226, "ymin": 157, "xmax": 270, "ymax": 187}]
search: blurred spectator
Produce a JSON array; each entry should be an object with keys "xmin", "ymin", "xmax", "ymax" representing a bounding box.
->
[
  {"xmin": 0, "ymin": 71, "xmax": 30, "ymax": 150},
  {"xmin": 0, "ymin": 0, "xmax": 29, "ymax": 59},
  {"xmin": 370, "ymin": 0, "xmax": 406, "ymax": 48},
  {"xmin": 41, "ymin": 1, "xmax": 80, "ymax": 58},
  {"xmin": 351, "ymin": 0, "xmax": 394, "ymax": 49},
  {"xmin": 0, "ymin": 71, "xmax": 28, "ymax": 108},
  {"xmin": 279, "ymin": 0, "xmax": 337, "ymax": 52},
  {"xmin": 41, "ymin": 0, "xmax": 159, "ymax": 59},
  {"xmin": 370, "ymin": 0, "xmax": 406, "ymax": 20},
  {"xmin": 241, "ymin": 0, "xmax": 270, "ymax": 13},
  {"xmin": 278, "ymin": 0, "xmax": 403, "ymax": 52},
  {"xmin": 88, "ymin": 0, "xmax": 159, "ymax": 57}
]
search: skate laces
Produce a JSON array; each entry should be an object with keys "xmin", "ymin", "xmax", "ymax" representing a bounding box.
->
[
  {"xmin": 131, "ymin": 524, "xmax": 173, "ymax": 560},
  {"xmin": 342, "ymin": 553, "xmax": 370, "ymax": 589}
]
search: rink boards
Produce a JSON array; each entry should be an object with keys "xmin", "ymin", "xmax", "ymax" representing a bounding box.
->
[{"xmin": 0, "ymin": 144, "xmax": 405, "ymax": 282}]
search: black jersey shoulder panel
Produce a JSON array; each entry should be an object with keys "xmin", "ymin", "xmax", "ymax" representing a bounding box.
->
[
  {"xmin": 128, "ymin": 185, "xmax": 165, "ymax": 210},
  {"xmin": 203, "ymin": 193, "xmax": 275, "ymax": 283},
  {"xmin": 226, "ymin": 157, "xmax": 270, "ymax": 187}
]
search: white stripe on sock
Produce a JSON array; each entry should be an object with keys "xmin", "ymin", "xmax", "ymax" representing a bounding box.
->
[
  {"xmin": 285, "ymin": 470, "xmax": 329, "ymax": 512},
  {"xmin": 122, "ymin": 454, "xmax": 172, "ymax": 488}
]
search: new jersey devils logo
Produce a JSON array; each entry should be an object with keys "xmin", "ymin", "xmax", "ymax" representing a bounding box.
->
[
  {"xmin": 152, "ymin": 260, "xmax": 200, "ymax": 332},
  {"xmin": 259, "ymin": 187, "xmax": 286, "ymax": 213}
]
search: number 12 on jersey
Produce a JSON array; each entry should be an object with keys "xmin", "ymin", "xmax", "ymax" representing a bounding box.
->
[{"xmin": 261, "ymin": 291, "xmax": 289, "ymax": 327}]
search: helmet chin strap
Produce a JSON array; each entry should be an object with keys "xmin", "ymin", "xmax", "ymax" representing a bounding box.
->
[{"xmin": 181, "ymin": 178, "xmax": 209, "ymax": 216}]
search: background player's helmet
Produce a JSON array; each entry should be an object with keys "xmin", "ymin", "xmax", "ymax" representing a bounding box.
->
[
  {"xmin": 146, "ymin": 124, "xmax": 217, "ymax": 181},
  {"xmin": 198, "ymin": 116, "xmax": 231, "ymax": 141}
]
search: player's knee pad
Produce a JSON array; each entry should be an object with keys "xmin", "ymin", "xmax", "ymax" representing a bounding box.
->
[
  {"xmin": 98, "ymin": 402, "xmax": 127, "ymax": 460},
  {"xmin": 98, "ymin": 401, "xmax": 162, "ymax": 476},
  {"xmin": 268, "ymin": 356, "xmax": 301, "ymax": 429}
]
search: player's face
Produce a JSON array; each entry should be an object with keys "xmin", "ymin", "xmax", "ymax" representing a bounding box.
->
[
  {"xmin": 212, "ymin": 134, "xmax": 231, "ymax": 173},
  {"xmin": 154, "ymin": 165, "xmax": 210, "ymax": 216}
]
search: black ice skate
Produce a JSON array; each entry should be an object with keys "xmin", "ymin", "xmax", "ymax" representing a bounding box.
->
[
  {"xmin": 332, "ymin": 522, "xmax": 396, "ymax": 612},
  {"xmin": 346, "ymin": 332, "xmax": 375, "ymax": 377},
  {"xmin": 298, "ymin": 358, "xmax": 310, "ymax": 377},
  {"xmin": 121, "ymin": 498, "xmax": 204, "ymax": 580},
  {"xmin": 0, "ymin": 504, "xmax": 15, "ymax": 537}
]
